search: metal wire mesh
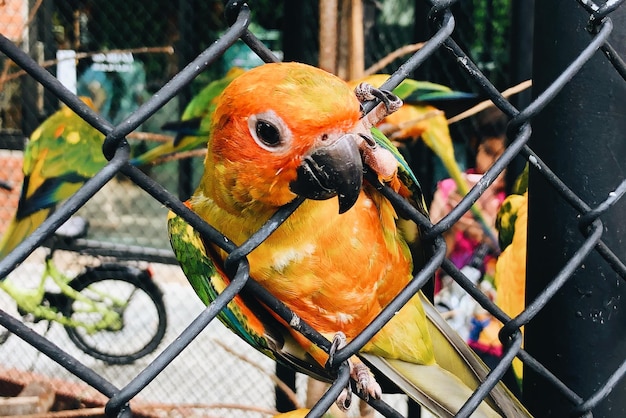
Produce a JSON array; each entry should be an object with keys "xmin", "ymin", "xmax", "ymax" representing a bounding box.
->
[{"xmin": 1, "ymin": 0, "xmax": 626, "ymax": 417}]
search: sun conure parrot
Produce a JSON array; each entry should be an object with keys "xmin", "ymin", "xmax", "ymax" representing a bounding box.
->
[
  {"xmin": 167, "ymin": 62, "xmax": 531, "ymax": 417},
  {"xmin": 0, "ymin": 98, "xmax": 107, "ymax": 260},
  {"xmin": 495, "ymin": 165, "xmax": 529, "ymax": 379},
  {"xmin": 131, "ymin": 67, "xmax": 246, "ymax": 166}
]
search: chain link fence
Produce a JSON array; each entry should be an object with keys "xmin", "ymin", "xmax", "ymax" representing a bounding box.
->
[{"xmin": 1, "ymin": 0, "xmax": 625, "ymax": 417}]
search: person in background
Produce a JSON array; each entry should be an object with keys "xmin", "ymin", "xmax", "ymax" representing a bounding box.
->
[
  {"xmin": 430, "ymin": 108, "xmax": 521, "ymax": 396},
  {"xmin": 430, "ymin": 108, "xmax": 507, "ymax": 288}
]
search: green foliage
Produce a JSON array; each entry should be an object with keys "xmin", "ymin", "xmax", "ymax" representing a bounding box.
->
[{"xmin": 470, "ymin": 0, "xmax": 512, "ymax": 88}]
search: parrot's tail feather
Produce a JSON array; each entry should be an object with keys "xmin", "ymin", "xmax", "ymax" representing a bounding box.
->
[
  {"xmin": 361, "ymin": 355, "xmax": 501, "ymax": 418},
  {"xmin": 421, "ymin": 294, "xmax": 531, "ymax": 417}
]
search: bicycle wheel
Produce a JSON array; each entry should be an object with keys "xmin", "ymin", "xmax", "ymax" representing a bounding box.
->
[{"xmin": 61, "ymin": 265, "xmax": 167, "ymax": 364}]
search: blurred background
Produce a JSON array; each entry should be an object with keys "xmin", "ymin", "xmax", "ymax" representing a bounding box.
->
[{"xmin": 0, "ymin": 1, "xmax": 532, "ymax": 416}]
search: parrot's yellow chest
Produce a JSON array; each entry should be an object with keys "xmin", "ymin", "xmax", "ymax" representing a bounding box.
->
[{"xmin": 196, "ymin": 191, "xmax": 412, "ymax": 339}]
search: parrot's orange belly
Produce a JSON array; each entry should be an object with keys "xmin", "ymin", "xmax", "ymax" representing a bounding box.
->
[{"xmin": 245, "ymin": 195, "xmax": 413, "ymax": 339}]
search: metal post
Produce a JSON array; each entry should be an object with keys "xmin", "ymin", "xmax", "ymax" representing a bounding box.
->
[
  {"xmin": 506, "ymin": 0, "xmax": 534, "ymax": 192},
  {"xmin": 525, "ymin": 3, "xmax": 626, "ymax": 417},
  {"xmin": 510, "ymin": 0, "xmax": 534, "ymax": 109}
]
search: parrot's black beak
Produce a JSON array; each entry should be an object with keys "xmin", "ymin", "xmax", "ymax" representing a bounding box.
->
[{"xmin": 290, "ymin": 133, "xmax": 363, "ymax": 214}]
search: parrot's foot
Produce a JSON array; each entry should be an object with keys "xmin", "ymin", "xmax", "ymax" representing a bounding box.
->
[
  {"xmin": 354, "ymin": 83, "xmax": 403, "ymax": 115},
  {"xmin": 351, "ymin": 361, "xmax": 382, "ymax": 400},
  {"xmin": 351, "ymin": 83, "xmax": 402, "ymax": 182},
  {"xmin": 336, "ymin": 382, "xmax": 353, "ymax": 411},
  {"xmin": 357, "ymin": 133, "xmax": 398, "ymax": 181},
  {"xmin": 354, "ymin": 83, "xmax": 403, "ymax": 128},
  {"xmin": 329, "ymin": 332, "xmax": 382, "ymax": 412}
]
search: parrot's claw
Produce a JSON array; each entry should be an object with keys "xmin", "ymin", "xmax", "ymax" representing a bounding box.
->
[
  {"xmin": 351, "ymin": 84, "xmax": 401, "ymax": 181},
  {"xmin": 357, "ymin": 133, "xmax": 398, "ymax": 181},
  {"xmin": 351, "ymin": 361, "xmax": 382, "ymax": 401},
  {"xmin": 336, "ymin": 383, "xmax": 353, "ymax": 411},
  {"xmin": 328, "ymin": 332, "xmax": 348, "ymax": 368},
  {"xmin": 354, "ymin": 83, "xmax": 403, "ymax": 135},
  {"xmin": 328, "ymin": 332, "xmax": 382, "ymax": 411},
  {"xmin": 354, "ymin": 83, "xmax": 403, "ymax": 114},
  {"xmin": 329, "ymin": 332, "xmax": 353, "ymax": 411}
]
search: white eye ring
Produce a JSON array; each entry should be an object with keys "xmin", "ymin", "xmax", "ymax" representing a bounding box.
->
[{"xmin": 248, "ymin": 110, "xmax": 292, "ymax": 153}]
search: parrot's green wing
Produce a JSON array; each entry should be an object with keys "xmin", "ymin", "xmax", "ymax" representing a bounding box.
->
[
  {"xmin": 392, "ymin": 79, "xmax": 476, "ymax": 105},
  {"xmin": 167, "ymin": 210, "xmax": 332, "ymax": 382},
  {"xmin": 132, "ymin": 67, "xmax": 246, "ymax": 166},
  {"xmin": 0, "ymin": 100, "xmax": 106, "ymax": 259},
  {"xmin": 369, "ymin": 125, "xmax": 433, "ymax": 271},
  {"xmin": 370, "ymin": 126, "xmax": 427, "ymax": 216}
]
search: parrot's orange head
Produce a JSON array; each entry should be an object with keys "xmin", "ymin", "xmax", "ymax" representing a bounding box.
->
[{"xmin": 205, "ymin": 62, "xmax": 364, "ymax": 213}]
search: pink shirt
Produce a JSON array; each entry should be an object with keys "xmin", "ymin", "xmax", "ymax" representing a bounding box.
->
[{"xmin": 435, "ymin": 173, "xmax": 505, "ymax": 270}]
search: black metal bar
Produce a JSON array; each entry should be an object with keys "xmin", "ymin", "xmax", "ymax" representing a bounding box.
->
[
  {"xmin": 525, "ymin": 3, "xmax": 626, "ymax": 416},
  {"xmin": 507, "ymin": 0, "xmax": 535, "ymax": 191},
  {"xmin": 282, "ymin": 0, "xmax": 313, "ymax": 64}
]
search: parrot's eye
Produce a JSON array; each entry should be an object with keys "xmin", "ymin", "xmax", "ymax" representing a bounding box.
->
[
  {"xmin": 256, "ymin": 121, "xmax": 280, "ymax": 146},
  {"xmin": 248, "ymin": 111, "xmax": 292, "ymax": 152}
]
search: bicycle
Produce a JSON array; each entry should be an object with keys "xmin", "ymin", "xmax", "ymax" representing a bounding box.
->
[{"xmin": 0, "ymin": 216, "xmax": 168, "ymax": 365}]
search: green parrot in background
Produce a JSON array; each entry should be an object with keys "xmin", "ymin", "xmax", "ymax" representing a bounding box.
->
[{"xmin": 0, "ymin": 98, "xmax": 107, "ymax": 259}]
